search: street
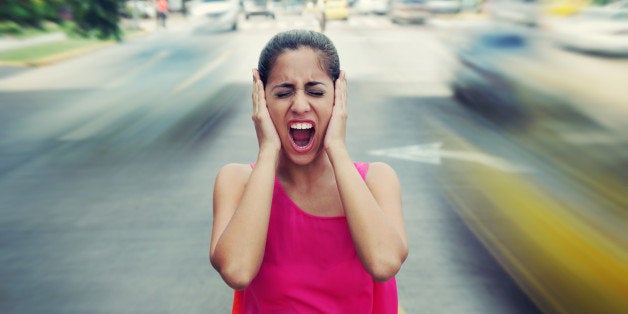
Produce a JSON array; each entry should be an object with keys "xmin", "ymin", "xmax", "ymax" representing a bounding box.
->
[{"xmin": 1, "ymin": 11, "xmax": 626, "ymax": 313}]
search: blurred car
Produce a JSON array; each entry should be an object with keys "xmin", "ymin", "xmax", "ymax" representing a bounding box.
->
[
  {"xmin": 120, "ymin": 0, "xmax": 156, "ymax": 18},
  {"xmin": 319, "ymin": 0, "xmax": 350, "ymax": 20},
  {"xmin": 279, "ymin": 0, "xmax": 306, "ymax": 15},
  {"xmin": 486, "ymin": 0, "xmax": 540, "ymax": 27},
  {"xmin": 243, "ymin": 0, "xmax": 276, "ymax": 19},
  {"xmin": 449, "ymin": 28, "xmax": 533, "ymax": 122},
  {"xmin": 426, "ymin": 0, "xmax": 462, "ymax": 14},
  {"xmin": 543, "ymin": 0, "xmax": 587, "ymax": 16},
  {"xmin": 189, "ymin": 0, "xmax": 240, "ymax": 30},
  {"xmin": 389, "ymin": 0, "xmax": 430, "ymax": 24},
  {"xmin": 354, "ymin": 0, "xmax": 391, "ymax": 15},
  {"xmin": 545, "ymin": 4, "xmax": 628, "ymax": 56}
]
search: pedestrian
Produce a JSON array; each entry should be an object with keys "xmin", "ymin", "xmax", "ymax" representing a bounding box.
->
[
  {"xmin": 210, "ymin": 29, "xmax": 408, "ymax": 313},
  {"xmin": 318, "ymin": 0, "xmax": 327, "ymax": 32},
  {"xmin": 156, "ymin": 0, "xmax": 168, "ymax": 27}
]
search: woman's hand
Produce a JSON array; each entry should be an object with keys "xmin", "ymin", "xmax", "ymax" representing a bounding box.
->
[
  {"xmin": 252, "ymin": 69, "xmax": 281, "ymax": 154},
  {"xmin": 324, "ymin": 70, "xmax": 348, "ymax": 152}
]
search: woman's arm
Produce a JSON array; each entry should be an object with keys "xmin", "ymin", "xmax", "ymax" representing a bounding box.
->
[
  {"xmin": 325, "ymin": 71, "xmax": 408, "ymax": 281},
  {"xmin": 327, "ymin": 153, "xmax": 408, "ymax": 282},
  {"xmin": 209, "ymin": 69, "xmax": 281, "ymax": 290},
  {"xmin": 210, "ymin": 154, "xmax": 277, "ymax": 290}
]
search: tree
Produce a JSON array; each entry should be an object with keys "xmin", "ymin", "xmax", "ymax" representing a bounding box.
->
[
  {"xmin": 67, "ymin": 0, "xmax": 122, "ymax": 41},
  {"xmin": 0, "ymin": 0, "xmax": 123, "ymax": 41},
  {"xmin": 0, "ymin": 0, "xmax": 65, "ymax": 28}
]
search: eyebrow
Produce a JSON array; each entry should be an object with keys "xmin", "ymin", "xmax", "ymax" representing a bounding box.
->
[{"xmin": 271, "ymin": 81, "xmax": 327, "ymax": 90}]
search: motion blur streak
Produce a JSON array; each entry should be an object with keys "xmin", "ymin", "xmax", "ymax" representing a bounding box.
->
[{"xmin": 437, "ymin": 118, "xmax": 628, "ymax": 313}]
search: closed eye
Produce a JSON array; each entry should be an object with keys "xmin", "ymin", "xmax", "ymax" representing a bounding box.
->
[
  {"xmin": 275, "ymin": 91, "xmax": 294, "ymax": 98},
  {"xmin": 307, "ymin": 90, "xmax": 325, "ymax": 97}
]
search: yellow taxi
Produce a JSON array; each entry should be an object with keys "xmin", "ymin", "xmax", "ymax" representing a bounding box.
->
[{"xmin": 318, "ymin": 0, "xmax": 350, "ymax": 20}]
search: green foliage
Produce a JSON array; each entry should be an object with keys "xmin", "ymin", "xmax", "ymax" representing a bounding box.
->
[
  {"xmin": 1, "ymin": 0, "xmax": 123, "ymax": 41},
  {"xmin": 0, "ymin": 21, "xmax": 23, "ymax": 35},
  {"xmin": 0, "ymin": 0, "xmax": 66, "ymax": 28},
  {"xmin": 66, "ymin": 0, "xmax": 123, "ymax": 41}
]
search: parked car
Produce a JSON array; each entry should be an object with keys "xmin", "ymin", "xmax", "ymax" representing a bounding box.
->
[
  {"xmin": 189, "ymin": 0, "xmax": 240, "ymax": 30},
  {"xmin": 426, "ymin": 0, "xmax": 461, "ymax": 14},
  {"xmin": 243, "ymin": 0, "xmax": 276, "ymax": 19},
  {"xmin": 389, "ymin": 0, "xmax": 430, "ymax": 24},
  {"xmin": 545, "ymin": 4, "xmax": 628, "ymax": 56}
]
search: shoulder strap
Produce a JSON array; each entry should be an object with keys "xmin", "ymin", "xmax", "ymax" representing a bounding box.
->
[{"xmin": 353, "ymin": 162, "xmax": 370, "ymax": 181}]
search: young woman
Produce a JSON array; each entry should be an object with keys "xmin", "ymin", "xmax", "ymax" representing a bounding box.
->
[{"xmin": 210, "ymin": 29, "xmax": 408, "ymax": 313}]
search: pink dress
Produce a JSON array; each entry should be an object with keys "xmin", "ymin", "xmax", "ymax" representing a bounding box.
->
[{"xmin": 232, "ymin": 162, "xmax": 398, "ymax": 313}]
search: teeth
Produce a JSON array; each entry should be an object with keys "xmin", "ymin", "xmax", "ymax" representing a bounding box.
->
[{"xmin": 290, "ymin": 123, "xmax": 313, "ymax": 130}]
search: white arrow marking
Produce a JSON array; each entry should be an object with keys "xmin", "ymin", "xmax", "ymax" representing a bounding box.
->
[{"xmin": 369, "ymin": 143, "xmax": 529, "ymax": 173}]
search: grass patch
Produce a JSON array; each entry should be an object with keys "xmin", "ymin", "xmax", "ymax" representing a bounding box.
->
[
  {"xmin": 0, "ymin": 21, "xmax": 64, "ymax": 39},
  {"xmin": 0, "ymin": 21, "xmax": 147, "ymax": 65},
  {"xmin": 0, "ymin": 38, "xmax": 109, "ymax": 64}
]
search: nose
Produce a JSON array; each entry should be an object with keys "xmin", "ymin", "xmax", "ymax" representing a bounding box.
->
[{"xmin": 290, "ymin": 91, "xmax": 311, "ymax": 115}]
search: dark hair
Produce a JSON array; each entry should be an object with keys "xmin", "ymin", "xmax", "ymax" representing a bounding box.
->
[{"xmin": 258, "ymin": 29, "xmax": 340, "ymax": 86}]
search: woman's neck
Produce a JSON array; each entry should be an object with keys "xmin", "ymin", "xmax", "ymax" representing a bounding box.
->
[{"xmin": 277, "ymin": 152, "xmax": 334, "ymax": 188}]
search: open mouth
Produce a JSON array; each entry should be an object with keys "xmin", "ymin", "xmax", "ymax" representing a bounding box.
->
[{"xmin": 289, "ymin": 122, "xmax": 315, "ymax": 152}]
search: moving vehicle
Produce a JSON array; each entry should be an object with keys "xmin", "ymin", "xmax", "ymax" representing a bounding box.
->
[
  {"xmin": 426, "ymin": 0, "xmax": 462, "ymax": 14},
  {"xmin": 354, "ymin": 0, "xmax": 391, "ymax": 15},
  {"xmin": 545, "ymin": 3, "xmax": 628, "ymax": 56},
  {"xmin": 449, "ymin": 28, "xmax": 533, "ymax": 123},
  {"xmin": 189, "ymin": 0, "xmax": 240, "ymax": 30},
  {"xmin": 319, "ymin": 0, "xmax": 350, "ymax": 20},
  {"xmin": 389, "ymin": 0, "xmax": 430, "ymax": 24},
  {"xmin": 243, "ymin": 0, "xmax": 276, "ymax": 19},
  {"xmin": 486, "ymin": 0, "xmax": 540, "ymax": 27}
]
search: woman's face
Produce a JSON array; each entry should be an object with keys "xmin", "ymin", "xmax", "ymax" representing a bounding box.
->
[{"xmin": 265, "ymin": 47, "xmax": 334, "ymax": 164}]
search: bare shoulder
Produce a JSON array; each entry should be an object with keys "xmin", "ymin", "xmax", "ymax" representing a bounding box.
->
[
  {"xmin": 365, "ymin": 162, "xmax": 399, "ymax": 183},
  {"xmin": 214, "ymin": 163, "xmax": 252, "ymax": 190}
]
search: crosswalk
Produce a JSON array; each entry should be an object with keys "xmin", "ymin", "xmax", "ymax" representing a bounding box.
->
[
  {"xmin": 237, "ymin": 13, "xmax": 407, "ymax": 32},
  {"xmin": 235, "ymin": 12, "xmax": 487, "ymax": 34}
]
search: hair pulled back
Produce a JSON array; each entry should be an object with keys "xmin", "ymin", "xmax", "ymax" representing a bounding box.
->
[{"xmin": 257, "ymin": 29, "xmax": 340, "ymax": 86}]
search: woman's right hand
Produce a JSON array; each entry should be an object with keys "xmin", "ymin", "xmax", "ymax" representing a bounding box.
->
[{"xmin": 252, "ymin": 69, "xmax": 281, "ymax": 154}]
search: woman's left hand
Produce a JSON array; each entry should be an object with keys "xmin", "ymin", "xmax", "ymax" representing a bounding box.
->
[{"xmin": 324, "ymin": 70, "xmax": 348, "ymax": 152}]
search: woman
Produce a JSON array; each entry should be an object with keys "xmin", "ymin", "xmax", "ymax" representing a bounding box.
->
[{"xmin": 210, "ymin": 29, "xmax": 408, "ymax": 313}]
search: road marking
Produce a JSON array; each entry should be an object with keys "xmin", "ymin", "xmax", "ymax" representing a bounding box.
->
[
  {"xmin": 171, "ymin": 49, "xmax": 232, "ymax": 95},
  {"xmin": 369, "ymin": 143, "xmax": 529, "ymax": 173},
  {"xmin": 107, "ymin": 50, "xmax": 171, "ymax": 89}
]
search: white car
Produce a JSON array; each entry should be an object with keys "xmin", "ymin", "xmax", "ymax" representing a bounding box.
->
[
  {"xmin": 189, "ymin": 0, "xmax": 240, "ymax": 30},
  {"xmin": 546, "ymin": 4, "xmax": 628, "ymax": 56},
  {"xmin": 426, "ymin": 0, "xmax": 461, "ymax": 14},
  {"xmin": 354, "ymin": 0, "xmax": 390, "ymax": 15}
]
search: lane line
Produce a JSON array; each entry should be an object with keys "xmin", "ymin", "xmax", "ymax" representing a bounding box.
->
[
  {"xmin": 170, "ymin": 49, "xmax": 232, "ymax": 95},
  {"xmin": 107, "ymin": 50, "xmax": 171, "ymax": 89}
]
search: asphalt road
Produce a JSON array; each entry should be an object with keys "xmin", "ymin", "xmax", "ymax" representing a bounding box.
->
[{"xmin": 1, "ymin": 12, "xmax": 625, "ymax": 313}]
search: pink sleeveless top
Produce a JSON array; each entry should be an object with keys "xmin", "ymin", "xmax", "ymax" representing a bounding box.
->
[{"xmin": 232, "ymin": 162, "xmax": 398, "ymax": 313}]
